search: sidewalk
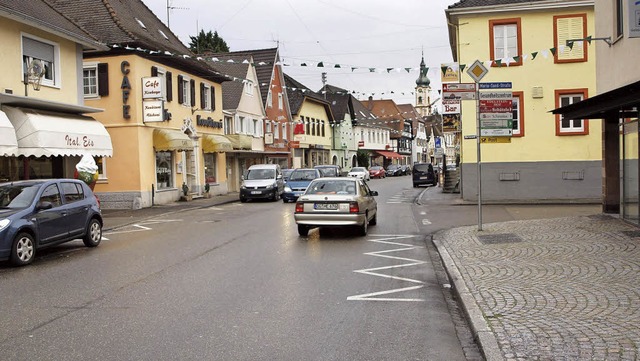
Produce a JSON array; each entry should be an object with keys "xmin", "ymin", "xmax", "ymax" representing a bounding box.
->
[{"xmin": 434, "ymin": 214, "xmax": 640, "ymax": 361}]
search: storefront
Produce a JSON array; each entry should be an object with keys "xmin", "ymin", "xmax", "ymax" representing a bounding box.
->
[{"xmin": 0, "ymin": 98, "xmax": 113, "ymax": 182}]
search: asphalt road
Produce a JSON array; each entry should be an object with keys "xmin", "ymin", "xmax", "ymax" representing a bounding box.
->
[{"xmin": 0, "ymin": 176, "xmax": 475, "ymax": 361}]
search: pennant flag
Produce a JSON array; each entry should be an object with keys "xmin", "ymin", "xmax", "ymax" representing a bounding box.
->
[
  {"xmin": 317, "ymin": 62, "xmax": 324, "ymax": 67},
  {"xmin": 513, "ymin": 56, "xmax": 520, "ymax": 63},
  {"xmin": 351, "ymin": 67, "xmax": 357, "ymax": 72},
  {"xmin": 542, "ymin": 50, "xmax": 549, "ymax": 58},
  {"xmin": 531, "ymin": 51, "xmax": 538, "ymax": 60},
  {"xmin": 459, "ymin": 64, "xmax": 465, "ymax": 72},
  {"xmin": 441, "ymin": 66, "xmax": 448, "ymax": 75},
  {"xmin": 369, "ymin": 68, "xmax": 376, "ymax": 72},
  {"xmin": 586, "ymin": 36, "xmax": 592, "ymax": 44},
  {"xmin": 387, "ymin": 68, "xmax": 393, "ymax": 73},
  {"xmin": 522, "ymin": 54, "xmax": 529, "ymax": 61},
  {"xmin": 484, "ymin": 60, "xmax": 493, "ymax": 68},
  {"xmin": 242, "ymin": 59, "xmax": 250, "ymax": 64},
  {"xmin": 334, "ymin": 64, "xmax": 341, "ymax": 68},
  {"xmin": 495, "ymin": 59, "xmax": 502, "ymax": 67},
  {"xmin": 567, "ymin": 41, "xmax": 574, "ymax": 50},
  {"xmin": 301, "ymin": 63, "xmax": 307, "ymax": 66},
  {"xmin": 405, "ymin": 68, "xmax": 412, "ymax": 73},
  {"xmin": 549, "ymin": 47, "xmax": 557, "ymax": 56}
]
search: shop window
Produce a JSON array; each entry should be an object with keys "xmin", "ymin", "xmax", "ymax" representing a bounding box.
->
[
  {"xmin": 204, "ymin": 153, "xmax": 217, "ymax": 183},
  {"xmin": 555, "ymin": 89, "xmax": 589, "ymax": 135},
  {"xmin": 156, "ymin": 151, "xmax": 173, "ymax": 189},
  {"xmin": 22, "ymin": 35, "xmax": 59, "ymax": 87},
  {"xmin": 93, "ymin": 156, "xmax": 107, "ymax": 180},
  {"xmin": 489, "ymin": 18, "xmax": 522, "ymax": 66}
]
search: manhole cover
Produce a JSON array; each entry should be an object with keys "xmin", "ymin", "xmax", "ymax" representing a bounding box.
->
[
  {"xmin": 621, "ymin": 230, "xmax": 640, "ymax": 238},
  {"xmin": 477, "ymin": 233, "xmax": 523, "ymax": 245}
]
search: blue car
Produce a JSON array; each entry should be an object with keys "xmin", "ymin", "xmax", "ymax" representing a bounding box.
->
[
  {"xmin": 282, "ymin": 169, "xmax": 321, "ymax": 203},
  {"xmin": 0, "ymin": 179, "xmax": 103, "ymax": 266}
]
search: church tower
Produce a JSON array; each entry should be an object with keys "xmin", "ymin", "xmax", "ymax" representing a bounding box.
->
[{"xmin": 415, "ymin": 53, "xmax": 432, "ymax": 117}]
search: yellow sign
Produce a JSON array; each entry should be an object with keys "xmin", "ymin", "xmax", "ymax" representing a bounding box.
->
[
  {"xmin": 480, "ymin": 137, "xmax": 511, "ymax": 144},
  {"xmin": 441, "ymin": 63, "xmax": 460, "ymax": 83}
]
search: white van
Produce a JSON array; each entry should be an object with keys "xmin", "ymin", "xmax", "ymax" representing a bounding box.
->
[{"xmin": 239, "ymin": 164, "xmax": 285, "ymax": 202}]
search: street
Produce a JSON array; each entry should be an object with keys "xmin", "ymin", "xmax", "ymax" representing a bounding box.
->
[{"xmin": 0, "ymin": 176, "xmax": 477, "ymax": 361}]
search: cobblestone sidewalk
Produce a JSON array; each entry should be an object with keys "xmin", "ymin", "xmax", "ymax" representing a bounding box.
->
[{"xmin": 434, "ymin": 214, "xmax": 640, "ymax": 361}]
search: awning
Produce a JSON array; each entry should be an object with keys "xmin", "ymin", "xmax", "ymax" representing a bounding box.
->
[
  {"xmin": 226, "ymin": 134, "xmax": 252, "ymax": 150},
  {"xmin": 202, "ymin": 134, "xmax": 233, "ymax": 153},
  {"xmin": 3, "ymin": 106, "xmax": 112, "ymax": 157},
  {"xmin": 374, "ymin": 150, "xmax": 403, "ymax": 159},
  {"xmin": 153, "ymin": 129, "xmax": 193, "ymax": 151},
  {"xmin": 0, "ymin": 110, "xmax": 18, "ymax": 156}
]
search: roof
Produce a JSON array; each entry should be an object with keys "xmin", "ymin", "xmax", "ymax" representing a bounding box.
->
[
  {"xmin": 397, "ymin": 103, "xmax": 422, "ymax": 137},
  {"xmin": 360, "ymin": 98, "xmax": 404, "ymax": 134},
  {"xmin": 284, "ymin": 73, "xmax": 333, "ymax": 120},
  {"xmin": 220, "ymin": 48, "xmax": 279, "ymax": 107},
  {"xmin": 448, "ymin": 0, "xmax": 547, "ymax": 9},
  {"xmin": 552, "ymin": 79, "xmax": 640, "ymax": 120},
  {"xmin": 0, "ymin": 0, "xmax": 106, "ymax": 50},
  {"xmin": 203, "ymin": 53, "xmax": 252, "ymax": 110}
]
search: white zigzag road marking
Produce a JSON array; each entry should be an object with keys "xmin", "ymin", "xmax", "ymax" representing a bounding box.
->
[{"xmin": 348, "ymin": 235, "xmax": 426, "ymax": 302}]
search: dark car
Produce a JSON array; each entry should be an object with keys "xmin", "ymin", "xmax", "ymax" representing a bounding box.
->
[
  {"xmin": 282, "ymin": 168, "xmax": 321, "ymax": 203},
  {"xmin": 0, "ymin": 179, "xmax": 103, "ymax": 266},
  {"xmin": 412, "ymin": 163, "xmax": 438, "ymax": 187},
  {"xmin": 368, "ymin": 166, "xmax": 386, "ymax": 179},
  {"xmin": 400, "ymin": 165, "xmax": 411, "ymax": 175},
  {"xmin": 314, "ymin": 165, "xmax": 342, "ymax": 177},
  {"xmin": 385, "ymin": 164, "xmax": 402, "ymax": 176}
]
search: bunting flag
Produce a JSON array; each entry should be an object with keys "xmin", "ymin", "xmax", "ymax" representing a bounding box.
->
[{"xmin": 531, "ymin": 52, "xmax": 538, "ymax": 60}]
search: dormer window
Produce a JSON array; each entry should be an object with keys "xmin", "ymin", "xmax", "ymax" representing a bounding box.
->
[{"xmin": 135, "ymin": 18, "xmax": 147, "ymax": 29}]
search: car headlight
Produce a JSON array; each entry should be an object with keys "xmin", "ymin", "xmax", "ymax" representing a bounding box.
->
[
  {"xmin": 0, "ymin": 219, "xmax": 10, "ymax": 231},
  {"xmin": 266, "ymin": 182, "xmax": 275, "ymax": 190},
  {"xmin": 284, "ymin": 185, "xmax": 292, "ymax": 192}
]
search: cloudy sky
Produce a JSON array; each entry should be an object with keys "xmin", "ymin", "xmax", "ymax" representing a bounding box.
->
[{"xmin": 141, "ymin": 0, "xmax": 458, "ymax": 109}]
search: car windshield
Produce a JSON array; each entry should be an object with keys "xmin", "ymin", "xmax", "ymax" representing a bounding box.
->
[
  {"xmin": 246, "ymin": 169, "xmax": 275, "ymax": 180},
  {"xmin": 0, "ymin": 184, "xmax": 40, "ymax": 208},
  {"xmin": 290, "ymin": 170, "xmax": 319, "ymax": 181},
  {"xmin": 386, "ymin": 165, "xmax": 399, "ymax": 170},
  {"xmin": 370, "ymin": 166, "xmax": 382, "ymax": 171},
  {"xmin": 351, "ymin": 167, "xmax": 366, "ymax": 172},
  {"xmin": 306, "ymin": 180, "xmax": 356, "ymax": 195},
  {"xmin": 316, "ymin": 167, "xmax": 338, "ymax": 177}
]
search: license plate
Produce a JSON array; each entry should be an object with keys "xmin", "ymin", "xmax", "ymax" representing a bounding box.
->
[
  {"xmin": 251, "ymin": 191, "xmax": 261, "ymax": 194},
  {"xmin": 420, "ymin": 176, "xmax": 428, "ymax": 180},
  {"xmin": 314, "ymin": 203, "xmax": 338, "ymax": 210}
]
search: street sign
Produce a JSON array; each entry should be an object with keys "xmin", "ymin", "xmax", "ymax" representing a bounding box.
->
[
  {"xmin": 443, "ymin": 83, "xmax": 476, "ymax": 101},
  {"xmin": 479, "ymin": 82, "xmax": 512, "ymax": 89},
  {"xmin": 480, "ymin": 113, "xmax": 513, "ymax": 120},
  {"xmin": 480, "ymin": 128, "xmax": 513, "ymax": 136},
  {"xmin": 467, "ymin": 60, "xmax": 488, "ymax": 83},
  {"xmin": 435, "ymin": 138, "xmax": 441, "ymax": 148},
  {"xmin": 442, "ymin": 101, "xmax": 460, "ymax": 114},
  {"xmin": 479, "ymin": 91, "xmax": 512, "ymax": 100},
  {"xmin": 480, "ymin": 137, "xmax": 511, "ymax": 143},
  {"xmin": 464, "ymin": 135, "xmax": 477, "ymax": 139},
  {"xmin": 481, "ymin": 119, "xmax": 513, "ymax": 128},
  {"xmin": 480, "ymin": 99, "xmax": 512, "ymax": 113}
]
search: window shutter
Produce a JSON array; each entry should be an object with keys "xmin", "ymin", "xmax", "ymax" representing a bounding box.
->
[
  {"xmin": 211, "ymin": 86, "xmax": 216, "ymax": 111},
  {"xmin": 97, "ymin": 63, "xmax": 109, "ymax": 96},
  {"xmin": 190, "ymin": 79, "xmax": 196, "ymax": 107},
  {"xmin": 151, "ymin": 66, "xmax": 158, "ymax": 76},
  {"xmin": 234, "ymin": 116, "xmax": 240, "ymax": 134},
  {"xmin": 177, "ymin": 75, "xmax": 184, "ymax": 104},
  {"xmin": 557, "ymin": 16, "xmax": 585, "ymax": 61},
  {"xmin": 259, "ymin": 119, "xmax": 264, "ymax": 137},
  {"xmin": 166, "ymin": 71, "xmax": 173, "ymax": 101},
  {"xmin": 200, "ymin": 83, "xmax": 206, "ymax": 109}
]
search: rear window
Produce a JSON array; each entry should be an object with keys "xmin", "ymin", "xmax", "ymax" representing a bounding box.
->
[
  {"xmin": 413, "ymin": 164, "xmax": 432, "ymax": 172},
  {"xmin": 307, "ymin": 180, "xmax": 354, "ymax": 195},
  {"xmin": 316, "ymin": 167, "xmax": 338, "ymax": 177}
]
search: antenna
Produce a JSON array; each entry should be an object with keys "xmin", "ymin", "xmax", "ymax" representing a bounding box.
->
[{"xmin": 166, "ymin": 0, "xmax": 189, "ymax": 27}]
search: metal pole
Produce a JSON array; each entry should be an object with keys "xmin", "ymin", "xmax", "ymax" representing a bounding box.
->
[{"xmin": 475, "ymin": 82, "xmax": 482, "ymax": 231}]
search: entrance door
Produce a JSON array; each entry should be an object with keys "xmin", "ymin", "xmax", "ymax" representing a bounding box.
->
[{"xmin": 185, "ymin": 150, "xmax": 197, "ymax": 194}]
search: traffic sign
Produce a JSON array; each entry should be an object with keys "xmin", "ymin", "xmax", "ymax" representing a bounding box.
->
[
  {"xmin": 443, "ymin": 83, "xmax": 476, "ymax": 101},
  {"xmin": 481, "ymin": 137, "xmax": 511, "ymax": 143},
  {"xmin": 479, "ymin": 82, "xmax": 512, "ymax": 89},
  {"xmin": 480, "ymin": 113, "xmax": 513, "ymax": 120},
  {"xmin": 480, "ymin": 128, "xmax": 513, "ymax": 136},
  {"xmin": 480, "ymin": 99, "xmax": 512, "ymax": 113},
  {"xmin": 467, "ymin": 60, "xmax": 488, "ymax": 83}
]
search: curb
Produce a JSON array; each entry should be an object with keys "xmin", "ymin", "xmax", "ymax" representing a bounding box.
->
[{"xmin": 432, "ymin": 237, "xmax": 504, "ymax": 361}]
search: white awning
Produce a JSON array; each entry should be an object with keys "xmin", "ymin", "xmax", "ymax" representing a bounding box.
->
[
  {"xmin": 0, "ymin": 110, "xmax": 18, "ymax": 156},
  {"xmin": 3, "ymin": 106, "xmax": 112, "ymax": 157}
]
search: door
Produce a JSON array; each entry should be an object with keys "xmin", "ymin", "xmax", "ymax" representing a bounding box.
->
[
  {"xmin": 185, "ymin": 150, "xmax": 197, "ymax": 194},
  {"xmin": 34, "ymin": 184, "xmax": 68, "ymax": 244},
  {"xmin": 60, "ymin": 181, "xmax": 89, "ymax": 238}
]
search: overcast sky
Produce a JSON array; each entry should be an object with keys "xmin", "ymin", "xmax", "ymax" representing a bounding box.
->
[{"xmin": 141, "ymin": 0, "xmax": 458, "ymax": 109}]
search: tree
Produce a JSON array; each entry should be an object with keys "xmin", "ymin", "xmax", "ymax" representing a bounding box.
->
[
  {"xmin": 189, "ymin": 30, "xmax": 229, "ymax": 54},
  {"xmin": 356, "ymin": 150, "xmax": 370, "ymax": 168}
]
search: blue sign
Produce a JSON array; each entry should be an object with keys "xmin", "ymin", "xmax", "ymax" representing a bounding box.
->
[
  {"xmin": 479, "ymin": 82, "xmax": 512, "ymax": 89},
  {"xmin": 435, "ymin": 138, "xmax": 441, "ymax": 148}
]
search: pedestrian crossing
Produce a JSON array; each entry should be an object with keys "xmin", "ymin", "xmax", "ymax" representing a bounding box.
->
[{"xmin": 386, "ymin": 188, "xmax": 422, "ymax": 204}]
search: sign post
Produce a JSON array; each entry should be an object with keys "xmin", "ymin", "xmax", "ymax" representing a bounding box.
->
[{"xmin": 466, "ymin": 60, "xmax": 488, "ymax": 231}]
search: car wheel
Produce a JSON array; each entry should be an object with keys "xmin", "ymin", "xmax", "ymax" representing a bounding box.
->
[
  {"xmin": 83, "ymin": 218, "xmax": 102, "ymax": 247},
  {"xmin": 282, "ymin": 198, "xmax": 288, "ymax": 203},
  {"xmin": 298, "ymin": 224, "xmax": 310, "ymax": 236},
  {"xmin": 413, "ymin": 183, "xmax": 418, "ymax": 188},
  {"xmin": 240, "ymin": 196, "xmax": 247, "ymax": 203},
  {"xmin": 369, "ymin": 211, "xmax": 377, "ymax": 226},
  {"xmin": 273, "ymin": 191, "xmax": 280, "ymax": 201},
  {"xmin": 11, "ymin": 232, "xmax": 35, "ymax": 266},
  {"xmin": 359, "ymin": 216, "xmax": 368, "ymax": 236}
]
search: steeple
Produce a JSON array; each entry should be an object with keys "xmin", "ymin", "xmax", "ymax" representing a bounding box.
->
[{"xmin": 415, "ymin": 51, "xmax": 431, "ymax": 87}]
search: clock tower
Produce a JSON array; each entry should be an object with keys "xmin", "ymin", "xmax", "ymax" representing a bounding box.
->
[{"xmin": 415, "ymin": 53, "xmax": 432, "ymax": 117}]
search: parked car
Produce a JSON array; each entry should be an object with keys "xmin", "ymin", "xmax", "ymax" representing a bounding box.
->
[
  {"xmin": 0, "ymin": 179, "xmax": 103, "ymax": 266},
  {"xmin": 347, "ymin": 167, "xmax": 370, "ymax": 181},
  {"xmin": 400, "ymin": 164, "xmax": 411, "ymax": 175},
  {"xmin": 282, "ymin": 168, "xmax": 321, "ymax": 203},
  {"xmin": 368, "ymin": 166, "xmax": 386, "ymax": 179},
  {"xmin": 385, "ymin": 164, "xmax": 402, "ymax": 176},
  {"xmin": 412, "ymin": 162, "xmax": 438, "ymax": 187},
  {"xmin": 240, "ymin": 164, "xmax": 285, "ymax": 202},
  {"xmin": 294, "ymin": 177, "xmax": 378, "ymax": 236},
  {"xmin": 314, "ymin": 165, "xmax": 342, "ymax": 177}
]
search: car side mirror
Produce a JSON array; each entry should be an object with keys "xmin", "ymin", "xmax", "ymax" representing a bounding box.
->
[
  {"xmin": 36, "ymin": 201, "xmax": 53, "ymax": 210},
  {"xmin": 370, "ymin": 190, "xmax": 378, "ymax": 196},
  {"xmin": 277, "ymin": 174, "xmax": 283, "ymax": 179}
]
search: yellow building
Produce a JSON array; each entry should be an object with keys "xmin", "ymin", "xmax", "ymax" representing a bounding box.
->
[
  {"xmin": 56, "ymin": 0, "xmax": 230, "ymax": 208},
  {"xmin": 446, "ymin": 0, "xmax": 600, "ymax": 202},
  {"xmin": 0, "ymin": 2, "xmax": 112, "ymax": 183}
]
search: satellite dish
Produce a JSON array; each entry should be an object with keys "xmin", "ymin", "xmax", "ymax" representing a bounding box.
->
[{"xmin": 25, "ymin": 59, "xmax": 45, "ymax": 91}]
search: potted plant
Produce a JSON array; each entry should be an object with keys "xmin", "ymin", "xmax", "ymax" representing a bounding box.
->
[{"xmin": 180, "ymin": 182, "xmax": 192, "ymax": 201}]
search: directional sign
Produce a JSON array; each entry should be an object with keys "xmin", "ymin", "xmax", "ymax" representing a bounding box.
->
[
  {"xmin": 481, "ymin": 128, "xmax": 513, "ymax": 136},
  {"xmin": 443, "ymin": 83, "xmax": 476, "ymax": 101},
  {"xmin": 480, "ymin": 99, "xmax": 512, "ymax": 113},
  {"xmin": 481, "ymin": 137, "xmax": 511, "ymax": 143},
  {"xmin": 481, "ymin": 119, "xmax": 513, "ymax": 128},
  {"xmin": 479, "ymin": 82, "xmax": 512, "ymax": 89},
  {"xmin": 479, "ymin": 91, "xmax": 512, "ymax": 100},
  {"xmin": 480, "ymin": 113, "xmax": 513, "ymax": 120}
]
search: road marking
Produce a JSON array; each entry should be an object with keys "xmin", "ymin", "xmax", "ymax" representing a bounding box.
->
[
  {"xmin": 207, "ymin": 207, "xmax": 224, "ymax": 211},
  {"xmin": 348, "ymin": 235, "xmax": 426, "ymax": 302},
  {"xmin": 103, "ymin": 224, "xmax": 151, "ymax": 235},
  {"xmin": 420, "ymin": 211, "xmax": 427, "ymax": 215},
  {"xmin": 422, "ymin": 219, "xmax": 431, "ymax": 225}
]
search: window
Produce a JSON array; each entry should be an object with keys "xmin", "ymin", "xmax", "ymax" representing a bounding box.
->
[
  {"xmin": 311, "ymin": 119, "xmax": 316, "ymax": 136},
  {"xmin": 22, "ymin": 35, "xmax": 58, "ymax": 87},
  {"xmin": 83, "ymin": 66, "xmax": 97, "ymax": 97},
  {"xmin": 245, "ymin": 81, "xmax": 254, "ymax": 96},
  {"xmin": 204, "ymin": 153, "xmax": 217, "ymax": 183},
  {"xmin": 489, "ymin": 18, "xmax": 522, "ymax": 66},
  {"xmin": 267, "ymin": 90, "xmax": 273, "ymax": 108},
  {"xmin": 93, "ymin": 156, "xmax": 107, "ymax": 180},
  {"xmin": 554, "ymin": 14, "xmax": 588, "ymax": 63},
  {"xmin": 282, "ymin": 123, "xmax": 288, "ymax": 140},
  {"xmin": 274, "ymin": 122, "xmax": 280, "ymax": 139},
  {"xmin": 253, "ymin": 119, "xmax": 259, "ymax": 136},
  {"xmin": 178, "ymin": 75, "xmax": 191, "ymax": 106},
  {"xmin": 321, "ymin": 120, "xmax": 325, "ymax": 137},
  {"xmin": 61, "ymin": 182, "xmax": 84, "ymax": 203},
  {"xmin": 555, "ymin": 89, "xmax": 589, "ymax": 135},
  {"xmin": 512, "ymin": 91, "xmax": 524, "ymax": 137},
  {"xmin": 238, "ymin": 116, "xmax": 245, "ymax": 133},
  {"xmin": 156, "ymin": 151, "xmax": 173, "ymax": 189},
  {"xmin": 615, "ymin": 0, "xmax": 624, "ymax": 39},
  {"xmin": 305, "ymin": 117, "xmax": 310, "ymax": 134},
  {"xmin": 278, "ymin": 93, "xmax": 283, "ymax": 110},
  {"xmin": 40, "ymin": 184, "xmax": 61, "ymax": 207},
  {"xmin": 266, "ymin": 121, "xmax": 272, "ymax": 134},
  {"xmin": 201, "ymin": 83, "xmax": 212, "ymax": 110},
  {"xmin": 224, "ymin": 116, "xmax": 233, "ymax": 135}
]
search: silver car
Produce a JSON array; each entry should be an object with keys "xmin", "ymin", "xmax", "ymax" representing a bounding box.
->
[{"xmin": 294, "ymin": 177, "xmax": 378, "ymax": 236}]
